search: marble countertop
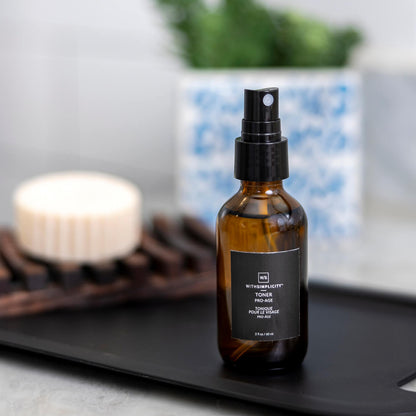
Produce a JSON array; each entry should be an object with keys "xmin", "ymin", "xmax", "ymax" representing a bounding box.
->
[
  {"xmin": 0, "ymin": 347, "xmax": 289, "ymax": 416},
  {"xmin": 0, "ymin": 210, "xmax": 415, "ymax": 415},
  {"xmin": 309, "ymin": 209, "xmax": 416, "ymax": 297}
]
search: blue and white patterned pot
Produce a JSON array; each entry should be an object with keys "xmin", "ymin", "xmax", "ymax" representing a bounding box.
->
[{"xmin": 176, "ymin": 70, "xmax": 362, "ymax": 238}]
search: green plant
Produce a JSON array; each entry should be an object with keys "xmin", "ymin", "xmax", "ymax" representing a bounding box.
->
[{"xmin": 155, "ymin": 0, "xmax": 362, "ymax": 67}]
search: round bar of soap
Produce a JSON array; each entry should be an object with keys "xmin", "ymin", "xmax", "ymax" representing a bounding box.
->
[{"xmin": 14, "ymin": 171, "xmax": 142, "ymax": 264}]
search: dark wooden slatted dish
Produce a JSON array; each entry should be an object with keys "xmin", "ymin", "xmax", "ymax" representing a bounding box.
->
[{"xmin": 0, "ymin": 215, "xmax": 216, "ymax": 318}]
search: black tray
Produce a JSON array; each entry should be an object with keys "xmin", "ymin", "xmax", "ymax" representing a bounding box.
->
[{"xmin": 0, "ymin": 282, "xmax": 414, "ymax": 416}]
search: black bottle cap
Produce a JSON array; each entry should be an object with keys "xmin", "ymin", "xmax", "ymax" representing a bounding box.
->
[
  {"xmin": 244, "ymin": 88, "xmax": 279, "ymax": 122},
  {"xmin": 234, "ymin": 88, "xmax": 289, "ymax": 181}
]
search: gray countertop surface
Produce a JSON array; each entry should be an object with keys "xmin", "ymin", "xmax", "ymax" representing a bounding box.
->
[{"xmin": 0, "ymin": 210, "xmax": 415, "ymax": 415}]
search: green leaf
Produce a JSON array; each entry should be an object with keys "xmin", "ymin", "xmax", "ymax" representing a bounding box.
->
[{"xmin": 155, "ymin": 0, "xmax": 362, "ymax": 68}]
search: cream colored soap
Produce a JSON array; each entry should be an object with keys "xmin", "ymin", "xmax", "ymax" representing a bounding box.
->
[{"xmin": 14, "ymin": 171, "xmax": 141, "ymax": 264}]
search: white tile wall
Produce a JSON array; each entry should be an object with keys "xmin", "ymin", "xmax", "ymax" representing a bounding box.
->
[{"xmin": 0, "ymin": 0, "xmax": 182, "ymax": 222}]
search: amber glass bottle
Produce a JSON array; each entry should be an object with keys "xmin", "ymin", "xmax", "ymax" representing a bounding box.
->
[{"xmin": 216, "ymin": 88, "xmax": 308, "ymax": 371}]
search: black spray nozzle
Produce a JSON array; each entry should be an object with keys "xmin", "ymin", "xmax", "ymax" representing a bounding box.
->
[
  {"xmin": 235, "ymin": 87, "xmax": 289, "ymax": 181},
  {"xmin": 242, "ymin": 88, "xmax": 282, "ymax": 143},
  {"xmin": 244, "ymin": 88, "xmax": 279, "ymax": 122}
]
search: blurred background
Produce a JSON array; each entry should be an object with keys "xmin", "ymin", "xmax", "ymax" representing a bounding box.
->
[{"xmin": 0, "ymin": 0, "xmax": 415, "ymax": 293}]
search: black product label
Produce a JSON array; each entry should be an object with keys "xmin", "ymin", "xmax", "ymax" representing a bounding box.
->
[{"xmin": 231, "ymin": 249, "xmax": 300, "ymax": 341}]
